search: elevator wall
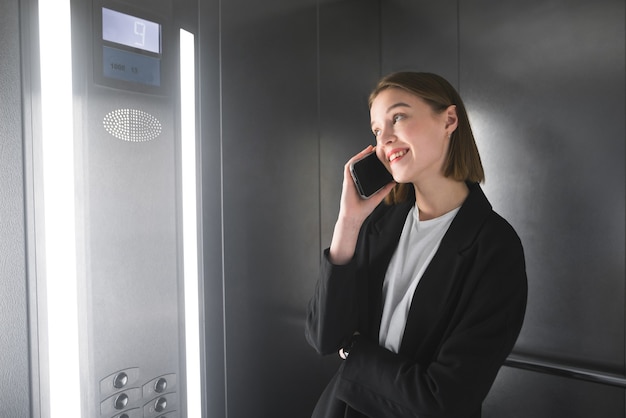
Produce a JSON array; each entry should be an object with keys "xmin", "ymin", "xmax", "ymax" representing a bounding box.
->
[
  {"xmin": 2, "ymin": 0, "xmax": 623, "ymax": 416},
  {"xmin": 200, "ymin": 0, "xmax": 625, "ymax": 417},
  {"xmin": 465, "ymin": 1, "xmax": 625, "ymax": 414},
  {"xmin": 198, "ymin": 0, "xmax": 384, "ymax": 416},
  {"xmin": 380, "ymin": 0, "xmax": 625, "ymax": 417},
  {"xmin": 0, "ymin": 0, "xmax": 32, "ymax": 416}
]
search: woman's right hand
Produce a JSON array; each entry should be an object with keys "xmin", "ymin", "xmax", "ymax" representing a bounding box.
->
[{"xmin": 329, "ymin": 145, "xmax": 395, "ymax": 265}]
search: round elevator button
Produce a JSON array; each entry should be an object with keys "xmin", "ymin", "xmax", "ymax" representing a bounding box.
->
[
  {"xmin": 154, "ymin": 377, "xmax": 167, "ymax": 393},
  {"xmin": 114, "ymin": 393, "xmax": 129, "ymax": 410},
  {"xmin": 113, "ymin": 372, "xmax": 128, "ymax": 389},
  {"xmin": 155, "ymin": 397, "xmax": 167, "ymax": 412}
]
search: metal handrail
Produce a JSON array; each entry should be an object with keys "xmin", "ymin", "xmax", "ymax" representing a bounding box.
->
[{"xmin": 505, "ymin": 353, "xmax": 626, "ymax": 388}]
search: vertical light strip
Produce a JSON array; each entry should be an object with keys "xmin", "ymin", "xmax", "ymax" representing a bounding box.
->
[
  {"xmin": 180, "ymin": 28, "xmax": 202, "ymax": 418},
  {"xmin": 37, "ymin": 0, "xmax": 81, "ymax": 417}
]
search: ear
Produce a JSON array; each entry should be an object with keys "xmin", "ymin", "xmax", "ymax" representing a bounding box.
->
[{"xmin": 444, "ymin": 105, "xmax": 458, "ymax": 133}]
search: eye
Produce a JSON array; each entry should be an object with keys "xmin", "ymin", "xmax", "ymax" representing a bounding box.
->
[
  {"xmin": 372, "ymin": 127, "xmax": 381, "ymax": 137},
  {"xmin": 392, "ymin": 113, "xmax": 405, "ymax": 124}
]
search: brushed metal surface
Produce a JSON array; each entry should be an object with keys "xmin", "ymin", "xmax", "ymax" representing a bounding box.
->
[
  {"xmin": 0, "ymin": 0, "xmax": 31, "ymax": 416},
  {"xmin": 484, "ymin": 366, "xmax": 625, "ymax": 418},
  {"xmin": 505, "ymin": 354, "xmax": 626, "ymax": 388},
  {"xmin": 217, "ymin": 0, "xmax": 382, "ymax": 416},
  {"xmin": 381, "ymin": 0, "xmax": 625, "ymax": 416},
  {"xmin": 219, "ymin": 0, "xmax": 321, "ymax": 415},
  {"xmin": 459, "ymin": 0, "xmax": 625, "ymax": 370}
]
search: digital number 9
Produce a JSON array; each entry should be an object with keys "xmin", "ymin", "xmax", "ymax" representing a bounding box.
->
[{"xmin": 134, "ymin": 21, "xmax": 146, "ymax": 47}]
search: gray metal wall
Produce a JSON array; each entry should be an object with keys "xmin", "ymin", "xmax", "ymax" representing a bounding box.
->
[
  {"xmin": 384, "ymin": 0, "xmax": 626, "ymax": 416},
  {"xmin": 200, "ymin": 0, "xmax": 625, "ymax": 417},
  {"xmin": 217, "ymin": 1, "xmax": 321, "ymax": 414},
  {"xmin": 0, "ymin": 0, "xmax": 32, "ymax": 416},
  {"xmin": 461, "ymin": 1, "xmax": 625, "ymax": 415},
  {"xmin": 2, "ymin": 0, "xmax": 623, "ymax": 417},
  {"xmin": 198, "ymin": 0, "xmax": 385, "ymax": 416}
]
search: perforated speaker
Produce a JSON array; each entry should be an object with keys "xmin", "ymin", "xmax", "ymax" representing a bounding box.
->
[{"xmin": 102, "ymin": 108, "xmax": 162, "ymax": 142}]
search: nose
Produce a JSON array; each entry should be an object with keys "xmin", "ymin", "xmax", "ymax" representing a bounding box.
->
[{"xmin": 378, "ymin": 124, "xmax": 396, "ymax": 145}]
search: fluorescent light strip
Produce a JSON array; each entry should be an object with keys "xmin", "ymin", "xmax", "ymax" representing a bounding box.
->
[
  {"xmin": 38, "ymin": 0, "xmax": 81, "ymax": 417},
  {"xmin": 180, "ymin": 28, "xmax": 202, "ymax": 418}
]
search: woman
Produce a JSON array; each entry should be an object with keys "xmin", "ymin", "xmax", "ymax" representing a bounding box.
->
[{"xmin": 305, "ymin": 72, "xmax": 527, "ymax": 418}]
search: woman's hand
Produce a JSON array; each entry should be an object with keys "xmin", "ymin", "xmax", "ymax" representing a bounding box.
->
[{"xmin": 329, "ymin": 145, "xmax": 395, "ymax": 265}]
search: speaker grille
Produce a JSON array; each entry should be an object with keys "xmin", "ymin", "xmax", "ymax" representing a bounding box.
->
[{"xmin": 103, "ymin": 108, "xmax": 162, "ymax": 142}]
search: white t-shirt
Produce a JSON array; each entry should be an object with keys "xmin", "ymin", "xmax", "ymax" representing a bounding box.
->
[{"xmin": 378, "ymin": 205, "xmax": 460, "ymax": 353}]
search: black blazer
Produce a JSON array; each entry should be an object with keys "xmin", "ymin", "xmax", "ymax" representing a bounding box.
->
[{"xmin": 306, "ymin": 183, "xmax": 527, "ymax": 418}]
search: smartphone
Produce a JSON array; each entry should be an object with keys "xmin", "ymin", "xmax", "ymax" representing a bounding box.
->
[{"xmin": 349, "ymin": 152, "xmax": 394, "ymax": 199}]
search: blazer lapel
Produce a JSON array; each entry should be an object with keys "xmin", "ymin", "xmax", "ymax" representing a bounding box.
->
[
  {"xmin": 362, "ymin": 200, "xmax": 414, "ymax": 338},
  {"xmin": 399, "ymin": 183, "xmax": 493, "ymax": 357}
]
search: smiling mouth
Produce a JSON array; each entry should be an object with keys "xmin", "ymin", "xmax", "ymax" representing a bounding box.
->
[{"xmin": 388, "ymin": 150, "xmax": 408, "ymax": 163}]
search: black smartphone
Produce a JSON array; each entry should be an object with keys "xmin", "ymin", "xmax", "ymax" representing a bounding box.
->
[{"xmin": 349, "ymin": 152, "xmax": 394, "ymax": 199}]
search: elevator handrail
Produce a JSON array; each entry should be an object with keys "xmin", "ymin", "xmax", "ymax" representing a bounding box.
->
[{"xmin": 505, "ymin": 353, "xmax": 626, "ymax": 388}]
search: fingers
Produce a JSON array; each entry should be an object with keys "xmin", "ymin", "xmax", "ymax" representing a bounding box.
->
[
  {"xmin": 359, "ymin": 179, "xmax": 394, "ymax": 209},
  {"xmin": 343, "ymin": 145, "xmax": 376, "ymax": 187},
  {"xmin": 343, "ymin": 147, "xmax": 371, "ymax": 190}
]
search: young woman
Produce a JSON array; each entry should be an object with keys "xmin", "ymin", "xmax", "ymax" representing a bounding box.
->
[{"xmin": 306, "ymin": 72, "xmax": 527, "ymax": 418}]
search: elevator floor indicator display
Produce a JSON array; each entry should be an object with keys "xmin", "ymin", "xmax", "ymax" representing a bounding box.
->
[{"xmin": 101, "ymin": 7, "xmax": 162, "ymax": 87}]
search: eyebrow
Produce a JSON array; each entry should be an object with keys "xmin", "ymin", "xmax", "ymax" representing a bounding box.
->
[
  {"xmin": 371, "ymin": 102, "xmax": 411, "ymax": 127},
  {"xmin": 387, "ymin": 102, "xmax": 411, "ymax": 112}
]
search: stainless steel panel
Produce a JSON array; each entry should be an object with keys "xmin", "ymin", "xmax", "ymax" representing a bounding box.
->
[
  {"xmin": 484, "ymin": 366, "xmax": 625, "ymax": 418},
  {"xmin": 197, "ymin": 0, "xmax": 227, "ymax": 415},
  {"xmin": 70, "ymin": 1, "xmax": 185, "ymax": 415},
  {"xmin": 319, "ymin": 0, "xmax": 382, "ymax": 252},
  {"xmin": 203, "ymin": 0, "xmax": 624, "ymax": 416},
  {"xmin": 80, "ymin": 86, "xmax": 181, "ymax": 416},
  {"xmin": 318, "ymin": 0, "xmax": 381, "ymax": 404},
  {"xmin": 217, "ymin": 0, "xmax": 381, "ymax": 415},
  {"xmin": 459, "ymin": 0, "xmax": 625, "ymax": 372},
  {"xmin": 381, "ymin": 0, "xmax": 625, "ymax": 415},
  {"xmin": 1, "ymin": 0, "xmax": 31, "ymax": 416},
  {"xmin": 381, "ymin": 0, "xmax": 459, "ymax": 84},
  {"xmin": 219, "ymin": 0, "xmax": 321, "ymax": 415}
]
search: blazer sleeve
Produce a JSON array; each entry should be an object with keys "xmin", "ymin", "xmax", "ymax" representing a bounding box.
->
[
  {"xmin": 334, "ymin": 216, "xmax": 528, "ymax": 418},
  {"xmin": 304, "ymin": 200, "xmax": 395, "ymax": 356},
  {"xmin": 305, "ymin": 248, "xmax": 361, "ymax": 356}
]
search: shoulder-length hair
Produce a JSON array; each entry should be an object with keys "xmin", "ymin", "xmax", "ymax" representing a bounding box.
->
[{"xmin": 369, "ymin": 72, "xmax": 484, "ymax": 204}]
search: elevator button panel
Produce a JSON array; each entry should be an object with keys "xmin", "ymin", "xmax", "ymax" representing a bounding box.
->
[
  {"xmin": 73, "ymin": 1, "xmax": 186, "ymax": 417},
  {"xmin": 100, "ymin": 368, "xmax": 178, "ymax": 418}
]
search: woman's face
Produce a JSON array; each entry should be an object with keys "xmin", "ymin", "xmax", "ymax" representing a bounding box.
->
[{"xmin": 370, "ymin": 87, "xmax": 456, "ymax": 185}]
